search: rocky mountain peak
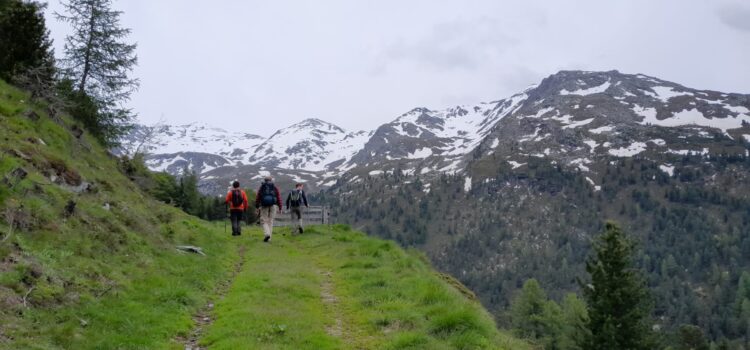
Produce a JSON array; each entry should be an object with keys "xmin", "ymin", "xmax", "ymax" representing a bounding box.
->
[{"xmin": 283, "ymin": 118, "xmax": 346, "ymax": 134}]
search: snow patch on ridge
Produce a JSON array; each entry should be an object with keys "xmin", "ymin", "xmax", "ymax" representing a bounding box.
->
[
  {"xmin": 464, "ymin": 177, "xmax": 472, "ymax": 192},
  {"xmin": 608, "ymin": 142, "xmax": 648, "ymax": 157},
  {"xmin": 589, "ymin": 126, "xmax": 614, "ymax": 134},
  {"xmin": 651, "ymin": 86, "xmax": 690, "ymax": 103},
  {"xmin": 659, "ymin": 164, "xmax": 675, "ymax": 176},
  {"xmin": 560, "ymin": 80, "xmax": 611, "ymax": 96},
  {"xmin": 640, "ymin": 108, "xmax": 750, "ymax": 134},
  {"xmin": 407, "ymin": 147, "xmax": 433, "ymax": 159}
]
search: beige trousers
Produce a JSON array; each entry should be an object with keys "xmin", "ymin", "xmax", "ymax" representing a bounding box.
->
[{"xmin": 259, "ymin": 205, "xmax": 277, "ymax": 238}]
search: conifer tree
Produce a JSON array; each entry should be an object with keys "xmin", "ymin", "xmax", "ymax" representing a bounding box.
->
[
  {"xmin": 56, "ymin": 0, "xmax": 138, "ymax": 145},
  {"xmin": 511, "ymin": 279, "xmax": 550, "ymax": 339},
  {"xmin": 0, "ymin": 0, "xmax": 55, "ymax": 83},
  {"xmin": 579, "ymin": 222, "xmax": 653, "ymax": 350},
  {"xmin": 559, "ymin": 293, "xmax": 589, "ymax": 350},
  {"xmin": 675, "ymin": 324, "xmax": 709, "ymax": 350}
]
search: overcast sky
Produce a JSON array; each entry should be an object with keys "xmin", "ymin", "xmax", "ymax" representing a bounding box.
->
[{"xmin": 44, "ymin": 0, "xmax": 750, "ymax": 136}]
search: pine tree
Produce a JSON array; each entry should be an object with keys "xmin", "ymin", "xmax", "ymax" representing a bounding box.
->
[
  {"xmin": 579, "ymin": 222, "xmax": 653, "ymax": 350},
  {"xmin": 56, "ymin": 0, "xmax": 138, "ymax": 145},
  {"xmin": 0, "ymin": 0, "xmax": 55, "ymax": 83}
]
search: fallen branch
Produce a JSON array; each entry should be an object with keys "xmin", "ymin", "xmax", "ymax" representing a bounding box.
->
[
  {"xmin": 95, "ymin": 284, "xmax": 115, "ymax": 298},
  {"xmin": 22, "ymin": 286, "xmax": 35, "ymax": 308},
  {"xmin": 1, "ymin": 208, "xmax": 16, "ymax": 244},
  {"xmin": 176, "ymin": 245, "xmax": 206, "ymax": 256}
]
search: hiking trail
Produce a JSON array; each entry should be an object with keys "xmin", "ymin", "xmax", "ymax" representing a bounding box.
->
[
  {"xmin": 168, "ymin": 225, "xmax": 528, "ymax": 349},
  {"xmin": 179, "ymin": 245, "xmax": 247, "ymax": 350}
]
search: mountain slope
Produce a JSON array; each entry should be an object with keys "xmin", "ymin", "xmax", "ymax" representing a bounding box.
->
[
  {"xmin": 325, "ymin": 70, "xmax": 750, "ymax": 344},
  {"xmin": 0, "ymin": 80, "xmax": 526, "ymax": 348}
]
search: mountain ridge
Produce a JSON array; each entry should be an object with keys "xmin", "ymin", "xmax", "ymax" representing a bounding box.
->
[{"xmin": 119, "ymin": 69, "xmax": 750, "ymax": 194}]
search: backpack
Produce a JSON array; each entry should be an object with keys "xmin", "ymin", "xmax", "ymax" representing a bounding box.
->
[
  {"xmin": 290, "ymin": 190, "xmax": 302, "ymax": 207},
  {"xmin": 260, "ymin": 183, "xmax": 277, "ymax": 207},
  {"xmin": 231, "ymin": 189, "xmax": 243, "ymax": 207}
]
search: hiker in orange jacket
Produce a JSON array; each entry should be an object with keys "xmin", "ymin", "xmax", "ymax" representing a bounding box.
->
[{"xmin": 225, "ymin": 181, "xmax": 249, "ymax": 236}]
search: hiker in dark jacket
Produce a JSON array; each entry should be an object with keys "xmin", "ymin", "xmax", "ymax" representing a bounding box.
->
[
  {"xmin": 225, "ymin": 181, "xmax": 249, "ymax": 236},
  {"xmin": 285, "ymin": 183, "xmax": 309, "ymax": 234},
  {"xmin": 254, "ymin": 176, "xmax": 282, "ymax": 242}
]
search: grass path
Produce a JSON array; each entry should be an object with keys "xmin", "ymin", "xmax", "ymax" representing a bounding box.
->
[
  {"xmin": 198, "ymin": 228, "xmax": 343, "ymax": 349},
  {"xmin": 179, "ymin": 245, "xmax": 248, "ymax": 349},
  {"xmin": 195, "ymin": 225, "xmax": 531, "ymax": 350}
]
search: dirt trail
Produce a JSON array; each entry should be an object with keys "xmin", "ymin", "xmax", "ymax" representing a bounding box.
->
[
  {"xmin": 320, "ymin": 270, "xmax": 344, "ymax": 339},
  {"xmin": 178, "ymin": 244, "xmax": 247, "ymax": 350}
]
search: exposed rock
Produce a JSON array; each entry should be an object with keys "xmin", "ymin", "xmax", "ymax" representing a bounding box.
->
[
  {"xmin": 63, "ymin": 200, "xmax": 76, "ymax": 218},
  {"xmin": 3, "ymin": 168, "xmax": 28, "ymax": 187},
  {"xmin": 23, "ymin": 110, "xmax": 39, "ymax": 122},
  {"xmin": 71, "ymin": 125, "xmax": 84, "ymax": 139}
]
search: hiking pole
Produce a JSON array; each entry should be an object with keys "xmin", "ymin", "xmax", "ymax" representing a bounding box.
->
[{"xmin": 224, "ymin": 203, "xmax": 228, "ymax": 234}]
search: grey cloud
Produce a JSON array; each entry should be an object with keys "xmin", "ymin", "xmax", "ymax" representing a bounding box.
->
[
  {"xmin": 382, "ymin": 17, "xmax": 519, "ymax": 72},
  {"xmin": 42, "ymin": 1, "xmax": 750, "ymax": 135},
  {"xmin": 718, "ymin": 3, "xmax": 750, "ymax": 32}
]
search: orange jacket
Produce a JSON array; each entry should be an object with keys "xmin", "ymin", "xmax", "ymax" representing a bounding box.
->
[{"xmin": 225, "ymin": 189, "xmax": 249, "ymax": 211}]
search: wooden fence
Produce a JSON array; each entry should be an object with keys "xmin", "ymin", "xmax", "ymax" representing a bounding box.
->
[{"xmin": 273, "ymin": 206, "xmax": 330, "ymax": 227}]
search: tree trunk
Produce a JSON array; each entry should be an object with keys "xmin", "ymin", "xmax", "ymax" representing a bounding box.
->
[{"xmin": 78, "ymin": 2, "xmax": 97, "ymax": 94}]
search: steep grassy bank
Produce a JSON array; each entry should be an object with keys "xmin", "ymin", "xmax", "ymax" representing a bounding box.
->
[{"xmin": 0, "ymin": 80, "xmax": 240, "ymax": 348}]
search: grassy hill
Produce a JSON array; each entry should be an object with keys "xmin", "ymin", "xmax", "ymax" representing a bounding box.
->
[{"xmin": 0, "ymin": 80, "xmax": 529, "ymax": 349}]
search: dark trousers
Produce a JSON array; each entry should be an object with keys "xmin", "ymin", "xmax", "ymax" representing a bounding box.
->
[{"xmin": 230, "ymin": 210, "xmax": 244, "ymax": 235}]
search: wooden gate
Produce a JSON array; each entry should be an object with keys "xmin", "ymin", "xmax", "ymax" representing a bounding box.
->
[{"xmin": 273, "ymin": 206, "xmax": 329, "ymax": 227}]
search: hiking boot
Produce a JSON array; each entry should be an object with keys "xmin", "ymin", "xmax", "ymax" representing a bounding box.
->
[
  {"xmin": 263, "ymin": 236, "xmax": 270, "ymax": 242},
  {"xmin": 299, "ymin": 227, "xmax": 304, "ymax": 234}
]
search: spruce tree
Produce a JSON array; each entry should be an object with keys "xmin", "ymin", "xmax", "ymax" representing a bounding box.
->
[
  {"xmin": 56, "ymin": 0, "xmax": 138, "ymax": 145},
  {"xmin": 0, "ymin": 0, "xmax": 55, "ymax": 83},
  {"xmin": 579, "ymin": 222, "xmax": 653, "ymax": 350}
]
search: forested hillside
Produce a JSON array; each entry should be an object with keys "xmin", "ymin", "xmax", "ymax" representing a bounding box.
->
[
  {"xmin": 324, "ymin": 141, "xmax": 750, "ymax": 347},
  {"xmin": 320, "ymin": 71, "xmax": 750, "ymax": 347}
]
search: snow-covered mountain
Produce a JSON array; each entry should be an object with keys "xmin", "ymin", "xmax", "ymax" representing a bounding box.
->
[
  {"xmin": 325, "ymin": 71, "xmax": 750, "ymax": 343},
  {"xmin": 247, "ymin": 118, "xmax": 372, "ymax": 171},
  {"xmin": 119, "ymin": 70, "xmax": 750, "ymax": 194},
  {"xmin": 467, "ymin": 70, "xmax": 750, "ymax": 191},
  {"xmin": 118, "ymin": 123, "xmax": 264, "ymax": 174}
]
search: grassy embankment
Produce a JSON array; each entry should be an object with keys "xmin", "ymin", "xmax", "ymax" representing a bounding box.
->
[{"xmin": 0, "ymin": 79, "xmax": 238, "ymax": 348}]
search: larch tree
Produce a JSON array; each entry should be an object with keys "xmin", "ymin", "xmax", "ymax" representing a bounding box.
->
[{"xmin": 56, "ymin": 0, "xmax": 138, "ymax": 145}]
